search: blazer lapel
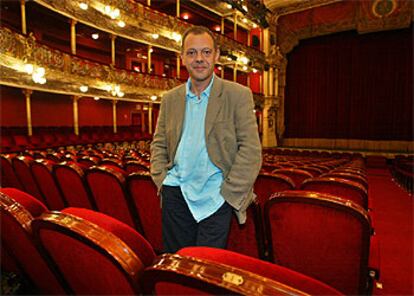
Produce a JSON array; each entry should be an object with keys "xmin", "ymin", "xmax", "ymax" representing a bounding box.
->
[
  {"xmin": 205, "ymin": 76, "xmax": 224, "ymax": 138},
  {"xmin": 174, "ymin": 86, "xmax": 186, "ymax": 141}
]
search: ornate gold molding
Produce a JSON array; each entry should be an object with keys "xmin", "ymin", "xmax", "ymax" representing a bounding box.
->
[
  {"xmin": 0, "ymin": 27, "xmax": 181, "ymax": 103},
  {"xmin": 34, "ymin": 0, "xmax": 265, "ymax": 70}
]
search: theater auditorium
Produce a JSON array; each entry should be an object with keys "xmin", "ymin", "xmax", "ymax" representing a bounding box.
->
[{"xmin": 0, "ymin": 0, "xmax": 412, "ymax": 295}]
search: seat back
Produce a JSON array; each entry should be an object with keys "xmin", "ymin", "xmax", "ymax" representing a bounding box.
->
[
  {"xmin": 0, "ymin": 188, "xmax": 65, "ymax": 294},
  {"xmin": 322, "ymin": 172, "xmax": 368, "ymax": 189},
  {"xmin": 273, "ymin": 168, "xmax": 313, "ymax": 189},
  {"xmin": 53, "ymin": 162, "xmax": 95, "ymax": 209},
  {"xmin": 264, "ymin": 190, "xmax": 371, "ymax": 295},
  {"xmin": 31, "ymin": 159, "xmax": 66, "ymax": 210},
  {"xmin": 86, "ymin": 166, "xmax": 142, "ymax": 232},
  {"xmin": 1, "ymin": 154, "xmax": 23, "ymax": 189},
  {"xmin": 144, "ymin": 247, "xmax": 342, "ymax": 295},
  {"xmin": 11, "ymin": 156, "xmax": 44, "ymax": 203},
  {"xmin": 124, "ymin": 160, "xmax": 150, "ymax": 174},
  {"xmin": 226, "ymin": 202, "xmax": 265, "ymax": 259},
  {"xmin": 32, "ymin": 210, "xmax": 150, "ymax": 295},
  {"xmin": 126, "ymin": 172, "xmax": 162, "ymax": 252},
  {"xmin": 301, "ymin": 177, "xmax": 368, "ymax": 209},
  {"xmin": 254, "ymin": 173, "xmax": 295, "ymax": 207}
]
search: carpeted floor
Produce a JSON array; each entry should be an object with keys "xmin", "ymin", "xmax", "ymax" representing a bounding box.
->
[{"xmin": 368, "ymin": 168, "xmax": 413, "ymax": 296}]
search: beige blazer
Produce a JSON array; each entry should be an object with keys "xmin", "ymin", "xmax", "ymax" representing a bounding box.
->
[{"xmin": 150, "ymin": 76, "xmax": 262, "ymax": 223}]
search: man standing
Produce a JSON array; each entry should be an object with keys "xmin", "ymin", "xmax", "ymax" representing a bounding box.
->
[{"xmin": 150, "ymin": 26, "xmax": 261, "ymax": 253}]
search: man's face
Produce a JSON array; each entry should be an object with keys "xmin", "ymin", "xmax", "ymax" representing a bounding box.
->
[{"xmin": 181, "ymin": 32, "xmax": 220, "ymax": 83}]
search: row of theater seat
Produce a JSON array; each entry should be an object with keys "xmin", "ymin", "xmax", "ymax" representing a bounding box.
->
[
  {"xmin": 1, "ymin": 131, "xmax": 151, "ymax": 153},
  {"xmin": 391, "ymin": 155, "xmax": 414, "ymax": 193},
  {"xmin": 1, "ymin": 147, "xmax": 381, "ymax": 294},
  {"xmin": 1, "ymin": 188, "xmax": 344, "ymax": 295}
]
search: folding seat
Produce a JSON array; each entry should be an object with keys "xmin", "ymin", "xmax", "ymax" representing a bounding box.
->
[
  {"xmin": 45, "ymin": 152, "xmax": 63, "ymax": 163},
  {"xmin": 12, "ymin": 134, "xmax": 32, "ymax": 150},
  {"xmin": 254, "ymin": 173, "xmax": 294, "ymax": 207},
  {"xmin": 28, "ymin": 135, "xmax": 44, "ymax": 149},
  {"xmin": 322, "ymin": 172, "xmax": 368, "ymax": 189},
  {"xmin": 144, "ymin": 246, "xmax": 342, "ymax": 295},
  {"xmin": 32, "ymin": 208, "xmax": 155, "ymax": 295},
  {"xmin": 0, "ymin": 188, "xmax": 66, "ymax": 294},
  {"xmin": 298, "ymin": 166, "xmax": 323, "ymax": 177},
  {"xmin": 86, "ymin": 166, "xmax": 143, "ymax": 233},
  {"xmin": 41, "ymin": 133, "xmax": 57, "ymax": 148},
  {"xmin": 67, "ymin": 133, "xmax": 80, "ymax": 145},
  {"xmin": 126, "ymin": 172, "xmax": 162, "ymax": 252},
  {"xmin": 226, "ymin": 201, "xmax": 266, "ymax": 259},
  {"xmin": 77, "ymin": 155, "xmax": 99, "ymax": 168},
  {"xmin": 301, "ymin": 177, "xmax": 368, "ymax": 210},
  {"xmin": 1, "ymin": 134, "xmax": 15, "ymax": 152},
  {"xmin": 11, "ymin": 155, "xmax": 45, "ymax": 204},
  {"xmin": 124, "ymin": 160, "xmax": 149, "ymax": 174},
  {"xmin": 264, "ymin": 190, "xmax": 374, "ymax": 295},
  {"xmin": 54, "ymin": 133, "xmax": 69, "ymax": 146},
  {"xmin": 0, "ymin": 154, "xmax": 23, "ymax": 190},
  {"xmin": 31, "ymin": 159, "xmax": 66, "ymax": 210},
  {"xmin": 272, "ymin": 168, "xmax": 313, "ymax": 189},
  {"xmin": 53, "ymin": 162, "xmax": 96, "ymax": 209},
  {"xmin": 99, "ymin": 158, "xmax": 125, "ymax": 171}
]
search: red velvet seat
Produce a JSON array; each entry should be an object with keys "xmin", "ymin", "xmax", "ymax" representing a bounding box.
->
[
  {"xmin": 254, "ymin": 173, "xmax": 295, "ymax": 207},
  {"xmin": 31, "ymin": 159, "xmax": 66, "ymax": 210},
  {"xmin": 301, "ymin": 177, "xmax": 368, "ymax": 210},
  {"xmin": 0, "ymin": 154, "xmax": 23, "ymax": 190},
  {"xmin": 272, "ymin": 168, "xmax": 314, "ymax": 189},
  {"xmin": 226, "ymin": 201, "xmax": 265, "ymax": 259},
  {"xmin": 124, "ymin": 160, "xmax": 150, "ymax": 174},
  {"xmin": 322, "ymin": 172, "xmax": 368, "ymax": 189},
  {"xmin": 1, "ymin": 135, "xmax": 15, "ymax": 152},
  {"xmin": 32, "ymin": 208, "xmax": 155, "ymax": 295},
  {"xmin": 11, "ymin": 155, "xmax": 45, "ymax": 203},
  {"xmin": 77, "ymin": 155, "xmax": 99, "ymax": 168},
  {"xmin": 86, "ymin": 166, "xmax": 143, "ymax": 233},
  {"xmin": 264, "ymin": 190, "xmax": 373, "ymax": 295},
  {"xmin": 144, "ymin": 246, "xmax": 342, "ymax": 295},
  {"xmin": 0, "ymin": 188, "xmax": 65, "ymax": 294},
  {"xmin": 13, "ymin": 134, "xmax": 32, "ymax": 150},
  {"xmin": 99, "ymin": 158, "xmax": 126, "ymax": 171},
  {"xmin": 53, "ymin": 162, "xmax": 96, "ymax": 209},
  {"xmin": 126, "ymin": 172, "xmax": 162, "ymax": 252}
]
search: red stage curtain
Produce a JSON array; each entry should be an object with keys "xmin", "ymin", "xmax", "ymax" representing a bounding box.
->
[{"xmin": 285, "ymin": 26, "xmax": 412, "ymax": 140}]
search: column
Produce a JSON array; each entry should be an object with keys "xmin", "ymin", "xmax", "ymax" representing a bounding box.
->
[
  {"xmin": 20, "ymin": 0, "xmax": 26, "ymax": 35},
  {"xmin": 111, "ymin": 34, "xmax": 116, "ymax": 66},
  {"xmin": 147, "ymin": 0, "xmax": 151, "ymax": 6},
  {"xmin": 221, "ymin": 66, "xmax": 224, "ymax": 79},
  {"xmin": 112, "ymin": 100, "xmax": 117, "ymax": 133},
  {"xmin": 148, "ymin": 103, "xmax": 153, "ymax": 134},
  {"xmin": 176, "ymin": 52, "xmax": 181, "ymax": 79},
  {"xmin": 70, "ymin": 19, "xmax": 77, "ymax": 55},
  {"xmin": 233, "ymin": 12, "xmax": 238, "ymax": 40},
  {"xmin": 221, "ymin": 17, "xmax": 225, "ymax": 35},
  {"xmin": 73, "ymin": 96, "xmax": 80, "ymax": 135},
  {"xmin": 269, "ymin": 67, "xmax": 274, "ymax": 96},
  {"xmin": 262, "ymin": 97, "xmax": 277, "ymax": 147},
  {"xmin": 176, "ymin": 0, "xmax": 180, "ymax": 17},
  {"xmin": 141, "ymin": 104, "xmax": 146, "ymax": 133},
  {"xmin": 23, "ymin": 89, "xmax": 33, "ymax": 136},
  {"xmin": 233, "ymin": 65, "xmax": 237, "ymax": 82},
  {"xmin": 147, "ymin": 45, "xmax": 152, "ymax": 73}
]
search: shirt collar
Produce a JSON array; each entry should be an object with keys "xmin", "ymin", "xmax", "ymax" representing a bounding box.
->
[{"xmin": 186, "ymin": 74, "xmax": 215, "ymax": 102}]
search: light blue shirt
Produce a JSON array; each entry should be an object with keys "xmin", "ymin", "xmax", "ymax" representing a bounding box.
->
[{"xmin": 163, "ymin": 75, "xmax": 225, "ymax": 222}]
